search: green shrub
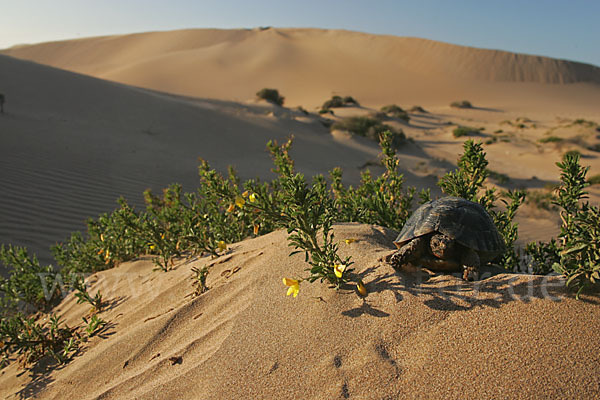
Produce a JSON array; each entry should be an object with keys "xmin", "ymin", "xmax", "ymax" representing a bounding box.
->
[
  {"xmin": 525, "ymin": 239, "xmax": 560, "ymax": 274},
  {"xmin": 572, "ymin": 118, "xmax": 597, "ymax": 127},
  {"xmin": 563, "ymin": 150, "xmax": 581, "ymax": 159},
  {"xmin": 453, "ymin": 126, "xmax": 480, "ymax": 138},
  {"xmin": 450, "ymin": 100, "xmax": 472, "ymax": 109},
  {"xmin": 409, "ymin": 105, "xmax": 427, "ymax": 113},
  {"xmin": 331, "ymin": 116, "xmax": 406, "ymax": 147},
  {"xmin": 343, "ymin": 96, "xmax": 358, "ymax": 106},
  {"xmin": 380, "ymin": 104, "xmax": 410, "ymax": 122},
  {"xmin": 550, "ymin": 153, "xmax": 600, "ymax": 296},
  {"xmin": 538, "ymin": 136, "xmax": 563, "ymax": 143},
  {"xmin": 0, "ymin": 245, "xmax": 64, "ymax": 314},
  {"xmin": 0, "ymin": 314, "xmax": 79, "ymax": 366},
  {"xmin": 320, "ymin": 95, "xmax": 358, "ymax": 112},
  {"xmin": 256, "ymin": 88, "xmax": 284, "ymax": 106},
  {"xmin": 330, "ymin": 130, "xmax": 422, "ymax": 231}
]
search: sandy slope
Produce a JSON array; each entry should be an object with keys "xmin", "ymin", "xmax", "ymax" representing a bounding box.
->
[
  {"xmin": 3, "ymin": 28, "xmax": 600, "ymax": 112},
  {"xmin": 1, "ymin": 224, "xmax": 599, "ymax": 399},
  {"xmin": 0, "ymin": 54, "xmax": 394, "ymax": 268}
]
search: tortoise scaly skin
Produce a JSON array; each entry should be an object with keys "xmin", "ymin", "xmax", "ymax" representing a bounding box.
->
[{"xmin": 386, "ymin": 197, "xmax": 505, "ymax": 281}]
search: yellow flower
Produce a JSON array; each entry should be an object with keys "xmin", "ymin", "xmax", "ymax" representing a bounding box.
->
[
  {"xmin": 344, "ymin": 238, "xmax": 356, "ymax": 244},
  {"xmin": 149, "ymin": 244, "xmax": 156, "ymax": 251},
  {"xmin": 242, "ymin": 190, "xmax": 249, "ymax": 198},
  {"xmin": 249, "ymin": 193, "xmax": 257, "ymax": 203},
  {"xmin": 217, "ymin": 240, "xmax": 227, "ymax": 252},
  {"xmin": 253, "ymin": 223, "xmax": 260, "ymax": 235},
  {"xmin": 356, "ymin": 280, "xmax": 367, "ymax": 296},
  {"xmin": 226, "ymin": 203, "xmax": 236, "ymax": 213},
  {"xmin": 333, "ymin": 264, "xmax": 347, "ymax": 279},
  {"xmin": 283, "ymin": 278, "xmax": 300, "ymax": 298},
  {"xmin": 235, "ymin": 196, "xmax": 245, "ymax": 208},
  {"xmin": 100, "ymin": 234, "xmax": 105, "ymax": 242}
]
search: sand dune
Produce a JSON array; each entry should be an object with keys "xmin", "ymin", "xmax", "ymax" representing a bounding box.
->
[
  {"xmin": 0, "ymin": 54, "xmax": 394, "ymax": 268},
  {"xmin": 3, "ymin": 28, "xmax": 600, "ymax": 112},
  {"xmin": 1, "ymin": 224, "xmax": 599, "ymax": 399},
  {"xmin": 2, "ymin": 27, "xmax": 600, "ymax": 399}
]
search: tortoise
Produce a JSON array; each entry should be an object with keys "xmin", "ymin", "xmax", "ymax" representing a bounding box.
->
[{"xmin": 385, "ymin": 196, "xmax": 505, "ymax": 280}]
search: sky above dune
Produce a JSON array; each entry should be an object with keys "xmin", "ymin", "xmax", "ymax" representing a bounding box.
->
[{"xmin": 1, "ymin": 0, "xmax": 599, "ymax": 67}]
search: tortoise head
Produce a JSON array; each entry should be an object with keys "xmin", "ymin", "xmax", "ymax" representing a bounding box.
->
[{"xmin": 429, "ymin": 234, "xmax": 456, "ymax": 259}]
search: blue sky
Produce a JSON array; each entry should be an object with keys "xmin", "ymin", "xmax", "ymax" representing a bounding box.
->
[{"xmin": 1, "ymin": 0, "xmax": 599, "ymax": 66}]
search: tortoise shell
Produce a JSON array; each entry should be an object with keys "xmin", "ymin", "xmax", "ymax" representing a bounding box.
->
[{"xmin": 394, "ymin": 196, "xmax": 505, "ymax": 260}]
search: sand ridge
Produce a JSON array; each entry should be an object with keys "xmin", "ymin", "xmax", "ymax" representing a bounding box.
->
[{"xmin": 3, "ymin": 28, "xmax": 600, "ymax": 111}]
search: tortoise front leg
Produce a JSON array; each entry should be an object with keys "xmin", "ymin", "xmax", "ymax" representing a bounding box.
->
[
  {"xmin": 386, "ymin": 237, "xmax": 427, "ymax": 270},
  {"xmin": 461, "ymin": 248, "xmax": 480, "ymax": 281}
]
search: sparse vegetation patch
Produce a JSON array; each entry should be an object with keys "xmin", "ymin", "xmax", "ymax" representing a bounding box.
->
[
  {"xmin": 256, "ymin": 88, "xmax": 284, "ymax": 106},
  {"xmin": 453, "ymin": 126, "xmax": 480, "ymax": 138},
  {"xmin": 331, "ymin": 116, "xmax": 406, "ymax": 146},
  {"xmin": 538, "ymin": 136, "xmax": 563, "ymax": 143},
  {"xmin": 450, "ymin": 100, "xmax": 472, "ymax": 109},
  {"xmin": 380, "ymin": 104, "xmax": 409, "ymax": 122},
  {"xmin": 409, "ymin": 105, "xmax": 427, "ymax": 113},
  {"xmin": 320, "ymin": 95, "xmax": 359, "ymax": 112}
]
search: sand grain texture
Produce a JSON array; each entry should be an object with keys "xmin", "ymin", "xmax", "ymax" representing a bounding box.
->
[{"xmin": 1, "ymin": 224, "xmax": 598, "ymax": 399}]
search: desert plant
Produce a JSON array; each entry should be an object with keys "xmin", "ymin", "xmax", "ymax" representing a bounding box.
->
[
  {"xmin": 81, "ymin": 314, "xmax": 107, "ymax": 338},
  {"xmin": 549, "ymin": 153, "xmax": 600, "ymax": 296},
  {"xmin": 450, "ymin": 100, "xmax": 472, "ymax": 109},
  {"xmin": 74, "ymin": 286, "xmax": 104, "ymax": 314},
  {"xmin": 409, "ymin": 105, "xmax": 427, "ymax": 113},
  {"xmin": 538, "ymin": 136, "xmax": 563, "ymax": 143},
  {"xmin": 380, "ymin": 104, "xmax": 409, "ymax": 122},
  {"xmin": 343, "ymin": 96, "xmax": 358, "ymax": 105},
  {"xmin": 320, "ymin": 95, "xmax": 358, "ymax": 112},
  {"xmin": 453, "ymin": 126, "xmax": 480, "ymax": 138},
  {"xmin": 52, "ymin": 198, "xmax": 146, "ymax": 275},
  {"xmin": 244, "ymin": 139, "xmax": 353, "ymax": 293},
  {"xmin": 330, "ymin": 130, "xmax": 419, "ymax": 231},
  {"xmin": 525, "ymin": 239, "xmax": 560, "ymax": 274},
  {"xmin": 191, "ymin": 266, "xmax": 209, "ymax": 296},
  {"xmin": 0, "ymin": 314, "xmax": 79, "ymax": 366},
  {"xmin": 256, "ymin": 88, "xmax": 284, "ymax": 106},
  {"xmin": 331, "ymin": 116, "xmax": 406, "ymax": 147},
  {"xmin": 0, "ymin": 245, "xmax": 64, "ymax": 314},
  {"xmin": 563, "ymin": 150, "xmax": 581, "ymax": 159}
]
